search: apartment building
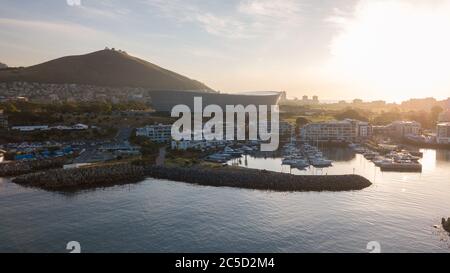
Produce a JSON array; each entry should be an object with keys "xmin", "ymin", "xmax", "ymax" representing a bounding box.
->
[
  {"xmin": 300, "ymin": 119, "xmax": 371, "ymax": 142},
  {"xmin": 436, "ymin": 122, "xmax": 450, "ymax": 144},
  {"xmin": 136, "ymin": 124, "xmax": 172, "ymax": 142}
]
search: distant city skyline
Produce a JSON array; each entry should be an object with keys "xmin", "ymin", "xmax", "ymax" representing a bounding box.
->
[{"xmin": 1, "ymin": 0, "xmax": 450, "ymax": 102}]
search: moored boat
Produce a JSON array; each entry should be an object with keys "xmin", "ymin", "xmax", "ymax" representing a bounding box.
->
[{"xmin": 379, "ymin": 161, "xmax": 422, "ymax": 172}]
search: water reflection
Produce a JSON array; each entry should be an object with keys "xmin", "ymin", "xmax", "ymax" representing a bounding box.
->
[
  {"xmin": 231, "ymin": 148, "xmax": 450, "ymax": 176},
  {"xmin": 436, "ymin": 149, "xmax": 450, "ymax": 162},
  {"xmin": 321, "ymin": 147, "xmax": 356, "ymax": 161},
  {"xmin": 1, "ymin": 148, "xmax": 450, "ymax": 252}
]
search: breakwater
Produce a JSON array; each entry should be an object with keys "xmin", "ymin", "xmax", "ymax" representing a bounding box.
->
[
  {"xmin": 145, "ymin": 166, "xmax": 372, "ymax": 192},
  {"xmin": 13, "ymin": 163, "xmax": 145, "ymax": 190},
  {"xmin": 0, "ymin": 158, "xmax": 66, "ymax": 177},
  {"xmin": 12, "ymin": 163, "xmax": 372, "ymax": 192}
]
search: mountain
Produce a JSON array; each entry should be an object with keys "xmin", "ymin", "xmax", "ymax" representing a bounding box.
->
[
  {"xmin": 0, "ymin": 49, "xmax": 213, "ymax": 91},
  {"xmin": 0, "ymin": 62, "xmax": 7, "ymax": 69}
]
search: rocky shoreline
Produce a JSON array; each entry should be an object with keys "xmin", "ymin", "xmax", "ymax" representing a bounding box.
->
[
  {"xmin": 12, "ymin": 163, "xmax": 372, "ymax": 192},
  {"xmin": 443, "ymin": 218, "xmax": 450, "ymax": 233},
  {"xmin": 0, "ymin": 158, "xmax": 66, "ymax": 177}
]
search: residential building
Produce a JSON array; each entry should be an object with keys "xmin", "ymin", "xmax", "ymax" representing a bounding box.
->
[
  {"xmin": 436, "ymin": 122, "xmax": 450, "ymax": 144},
  {"xmin": 312, "ymin": 95, "xmax": 319, "ymax": 104},
  {"xmin": 136, "ymin": 124, "xmax": 172, "ymax": 142},
  {"xmin": 298, "ymin": 95, "xmax": 319, "ymax": 105},
  {"xmin": 300, "ymin": 119, "xmax": 371, "ymax": 142},
  {"xmin": 385, "ymin": 121, "xmax": 421, "ymax": 138},
  {"xmin": 356, "ymin": 121, "xmax": 371, "ymax": 138}
]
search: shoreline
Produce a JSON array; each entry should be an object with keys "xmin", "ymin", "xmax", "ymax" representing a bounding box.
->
[{"xmin": 11, "ymin": 163, "xmax": 372, "ymax": 192}]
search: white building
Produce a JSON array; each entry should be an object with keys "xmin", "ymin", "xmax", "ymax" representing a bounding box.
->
[
  {"xmin": 136, "ymin": 124, "xmax": 172, "ymax": 142},
  {"xmin": 436, "ymin": 122, "xmax": 450, "ymax": 144},
  {"xmin": 171, "ymin": 139, "xmax": 229, "ymax": 150},
  {"xmin": 300, "ymin": 119, "xmax": 371, "ymax": 142},
  {"xmin": 11, "ymin": 125, "xmax": 49, "ymax": 132}
]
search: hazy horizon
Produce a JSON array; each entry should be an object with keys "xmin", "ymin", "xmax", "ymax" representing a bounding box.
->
[{"xmin": 1, "ymin": 0, "xmax": 450, "ymax": 102}]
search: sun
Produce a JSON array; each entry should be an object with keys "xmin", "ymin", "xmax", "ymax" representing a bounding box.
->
[{"xmin": 326, "ymin": 0, "xmax": 450, "ymax": 102}]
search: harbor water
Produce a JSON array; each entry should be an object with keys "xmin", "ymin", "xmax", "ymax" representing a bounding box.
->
[{"xmin": 0, "ymin": 148, "xmax": 450, "ymax": 252}]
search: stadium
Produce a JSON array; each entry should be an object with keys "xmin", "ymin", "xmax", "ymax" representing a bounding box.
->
[{"xmin": 148, "ymin": 90, "xmax": 281, "ymax": 112}]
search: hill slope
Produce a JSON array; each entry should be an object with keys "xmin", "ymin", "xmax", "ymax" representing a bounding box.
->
[{"xmin": 0, "ymin": 50, "xmax": 213, "ymax": 91}]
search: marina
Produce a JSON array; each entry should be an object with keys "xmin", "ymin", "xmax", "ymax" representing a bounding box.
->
[
  {"xmin": 281, "ymin": 142, "xmax": 333, "ymax": 169},
  {"xmin": 227, "ymin": 145, "xmax": 430, "ymax": 178},
  {"xmin": 349, "ymin": 144, "xmax": 423, "ymax": 172},
  {"xmin": 227, "ymin": 142, "xmax": 425, "ymax": 175}
]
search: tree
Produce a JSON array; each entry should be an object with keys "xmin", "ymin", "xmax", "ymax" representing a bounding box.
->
[
  {"xmin": 430, "ymin": 105, "xmax": 444, "ymax": 124},
  {"xmin": 334, "ymin": 109, "xmax": 368, "ymax": 121},
  {"xmin": 295, "ymin": 117, "xmax": 310, "ymax": 127},
  {"xmin": 295, "ymin": 117, "xmax": 311, "ymax": 134},
  {"xmin": 405, "ymin": 111, "xmax": 431, "ymax": 129},
  {"xmin": 373, "ymin": 111, "xmax": 402, "ymax": 125}
]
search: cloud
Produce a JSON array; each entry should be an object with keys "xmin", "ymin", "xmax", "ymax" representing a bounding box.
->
[
  {"xmin": 66, "ymin": 0, "xmax": 81, "ymax": 7},
  {"xmin": 66, "ymin": 0, "xmax": 131, "ymax": 19},
  {"xmin": 195, "ymin": 13, "xmax": 249, "ymax": 39},
  {"xmin": 238, "ymin": 0, "xmax": 301, "ymax": 19},
  {"xmin": 0, "ymin": 18, "xmax": 100, "ymax": 36},
  {"xmin": 143, "ymin": 0, "xmax": 303, "ymax": 39}
]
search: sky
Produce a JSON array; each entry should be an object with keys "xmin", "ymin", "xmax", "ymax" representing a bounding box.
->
[{"xmin": 1, "ymin": 0, "xmax": 450, "ymax": 102}]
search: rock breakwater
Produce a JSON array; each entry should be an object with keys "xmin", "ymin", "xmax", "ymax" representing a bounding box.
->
[
  {"xmin": 13, "ymin": 163, "xmax": 145, "ymax": 190},
  {"xmin": 13, "ymin": 163, "xmax": 372, "ymax": 192},
  {"xmin": 0, "ymin": 158, "xmax": 66, "ymax": 177},
  {"xmin": 144, "ymin": 166, "xmax": 372, "ymax": 192}
]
